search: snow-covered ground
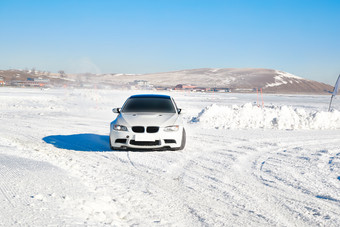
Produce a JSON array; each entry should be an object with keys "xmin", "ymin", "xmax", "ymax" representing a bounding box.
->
[{"xmin": 0, "ymin": 88, "xmax": 339, "ymax": 226}]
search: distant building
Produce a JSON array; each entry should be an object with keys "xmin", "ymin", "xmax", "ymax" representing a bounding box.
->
[
  {"xmin": 194, "ymin": 87, "xmax": 212, "ymax": 92},
  {"xmin": 154, "ymin": 86, "xmax": 168, "ymax": 91},
  {"xmin": 173, "ymin": 85, "xmax": 232, "ymax": 92},
  {"xmin": 174, "ymin": 84, "xmax": 197, "ymax": 90},
  {"xmin": 0, "ymin": 77, "xmax": 5, "ymax": 86},
  {"xmin": 129, "ymin": 80, "xmax": 153, "ymax": 90},
  {"xmin": 212, "ymin": 88, "xmax": 231, "ymax": 92},
  {"xmin": 134, "ymin": 80, "xmax": 149, "ymax": 86},
  {"xmin": 33, "ymin": 77, "xmax": 50, "ymax": 83},
  {"xmin": 11, "ymin": 79, "xmax": 49, "ymax": 87},
  {"xmin": 234, "ymin": 88, "xmax": 253, "ymax": 92}
]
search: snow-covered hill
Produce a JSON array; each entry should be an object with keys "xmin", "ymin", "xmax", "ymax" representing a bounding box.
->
[
  {"xmin": 136, "ymin": 68, "xmax": 333, "ymax": 94},
  {"xmin": 70, "ymin": 68, "xmax": 333, "ymax": 94},
  {"xmin": 0, "ymin": 68, "xmax": 333, "ymax": 94}
]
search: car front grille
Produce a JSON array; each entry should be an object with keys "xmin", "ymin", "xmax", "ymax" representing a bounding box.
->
[
  {"xmin": 130, "ymin": 140, "xmax": 161, "ymax": 146},
  {"xmin": 132, "ymin": 126, "xmax": 145, "ymax": 133},
  {"xmin": 147, "ymin": 126, "xmax": 159, "ymax": 133},
  {"xmin": 132, "ymin": 126, "xmax": 159, "ymax": 133}
]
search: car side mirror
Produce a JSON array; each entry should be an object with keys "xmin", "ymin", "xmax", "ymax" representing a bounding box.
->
[
  {"xmin": 112, "ymin": 108, "xmax": 120, "ymax": 113},
  {"xmin": 178, "ymin": 108, "xmax": 182, "ymax": 114}
]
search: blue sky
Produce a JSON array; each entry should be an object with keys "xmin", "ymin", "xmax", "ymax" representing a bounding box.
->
[{"xmin": 0, "ymin": 0, "xmax": 339, "ymax": 84}]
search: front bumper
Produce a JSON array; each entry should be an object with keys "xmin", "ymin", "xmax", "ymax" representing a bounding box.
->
[{"xmin": 110, "ymin": 127, "xmax": 183, "ymax": 150}]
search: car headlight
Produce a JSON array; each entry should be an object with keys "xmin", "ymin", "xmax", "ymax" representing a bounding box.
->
[
  {"xmin": 164, "ymin": 125, "xmax": 179, "ymax": 132},
  {"xmin": 113, "ymin": 124, "xmax": 128, "ymax": 131}
]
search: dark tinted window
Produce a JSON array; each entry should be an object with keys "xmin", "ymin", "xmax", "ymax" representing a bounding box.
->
[{"xmin": 122, "ymin": 98, "xmax": 176, "ymax": 113}]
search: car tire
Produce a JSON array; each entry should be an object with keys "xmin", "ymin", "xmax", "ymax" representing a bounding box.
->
[{"xmin": 173, "ymin": 128, "xmax": 186, "ymax": 151}]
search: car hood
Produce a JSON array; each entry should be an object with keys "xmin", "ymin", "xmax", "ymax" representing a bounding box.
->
[{"xmin": 117, "ymin": 112, "xmax": 179, "ymax": 127}]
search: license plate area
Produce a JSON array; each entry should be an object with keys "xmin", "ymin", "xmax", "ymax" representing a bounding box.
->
[{"xmin": 134, "ymin": 134, "xmax": 156, "ymax": 142}]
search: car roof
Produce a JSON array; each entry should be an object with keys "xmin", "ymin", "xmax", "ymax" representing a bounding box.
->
[{"xmin": 129, "ymin": 94, "xmax": 171, "ymax": 99}]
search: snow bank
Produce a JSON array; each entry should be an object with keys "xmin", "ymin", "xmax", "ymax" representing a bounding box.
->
[{"xmin": 191, "ymin": 103, "xmax": 340, "ymax": 130}]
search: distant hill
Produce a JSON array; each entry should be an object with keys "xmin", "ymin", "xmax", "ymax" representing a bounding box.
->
[
  {"xmin": 99, "ymin": 68, "xmax": 333, "ymax": 94},
  {"xmin": 0, "ymin": 69, "xmax": 36, "ymax": 81},
  {"xmin": 0, "ymin": 68, "xmax": 333, "ymax": 94},
  {"xmin": 0, "ymin": 69, "xmax": 67, "ymax": 85}
]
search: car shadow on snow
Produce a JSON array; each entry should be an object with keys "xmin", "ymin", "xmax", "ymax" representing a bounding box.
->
[
  {"xmin": 43, "ymin": 134, "xmax": 111, "ymax": 152},
  {"xmin": 43, "ymin": 134, "xmax": 171, "ymax": 152}
]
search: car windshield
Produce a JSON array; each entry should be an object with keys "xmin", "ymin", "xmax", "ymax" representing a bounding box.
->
[{"xmin": 122, "ymin": 97, "xmax": 176, "ymax": 113}]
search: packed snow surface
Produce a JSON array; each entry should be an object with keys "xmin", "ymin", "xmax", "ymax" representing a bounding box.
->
[
  {"xmin": 192, "ymin": 103, "xmax": 340, "ymax": 130},
  {"xmin": 0, "ymin": 88, "xmax": 340, "ymax": 226}
]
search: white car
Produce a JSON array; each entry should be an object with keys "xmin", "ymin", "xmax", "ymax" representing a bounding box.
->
[{"xmin": 109, "ymin": 94, "xmax": 186, "ymax": 151}]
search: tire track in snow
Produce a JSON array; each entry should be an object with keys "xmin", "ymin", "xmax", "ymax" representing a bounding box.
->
[
  {"xmin": 250, "ymin": 138, "xmax": 340, "ymax": 225},
  {"xmin": 117, "ymin": 134, "xmax": 280, "ymax": 226},
  {"xmin": 6, "ymin": 126, "xmax": 340, "ymax": 226},
  {"xmin": 169, "ymin": 130, "xmax": 340, "ymax": 226},
  {"xmin": 87, "ymin": 135, "xmax": 234, "ymax": 225},
  {"xmin": 0, "ymin": 151, "xmax": 32, "ymax": 209}
]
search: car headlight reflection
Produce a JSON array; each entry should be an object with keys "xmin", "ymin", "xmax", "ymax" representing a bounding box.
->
[
  {"xmin": 113, "ymin": 124, "xmax": 128, "ymax": 131},
  {"xmin": 164, "ymin": 125, "xmax": 179, "ymax": 132}
]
